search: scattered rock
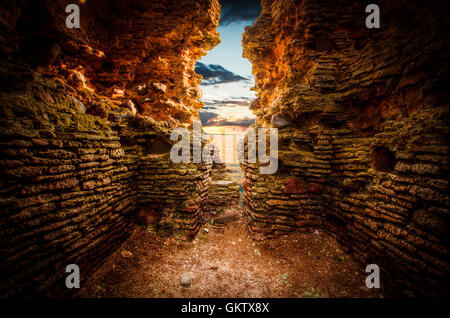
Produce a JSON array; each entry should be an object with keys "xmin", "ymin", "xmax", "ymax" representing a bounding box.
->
[
  {"xmin": 271, "ymin": 114, "xmax": 293, "ymax": 128},
  {"xmin": 208, "ymin": 263, "xmax": 218, "ymax": 270},
  {"xmin": 180, "ymin": 274, "xmax": 192, "ymax": 287},
  {"xmin": 120, "ymin": 250, "xmax": 132, "ymax": 258}
]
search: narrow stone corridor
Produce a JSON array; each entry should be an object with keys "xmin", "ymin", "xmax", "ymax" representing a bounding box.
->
[
  {"xmin": 79, "ymin": 209, "xmax": 381, "ymax": 298},
  {"xmin": 0, "ymin": 0, "xmax": 448, "ymax": 299}
]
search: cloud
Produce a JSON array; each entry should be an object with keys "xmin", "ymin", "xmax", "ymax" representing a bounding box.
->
[
  {"xmin": 203, "ymin": 99, "xmax": 252, "ymax": 107},
  {"xmin": 220, "ymin": 0, "xmax": 262, "ymax": 25},
  {"xmin": 202, "ymin": 115, "xmax": 255, "ymax": 127},
  {"xmin": 196, "ymin": 62, "xmax": 249, "ymax": 85},
  {"xmin": 199, "ymin": 111, "xmax": 219, "ymax": 125},
  {"xmin": 199, "ymin": 98, "xmax": 255, "ymax": 127}
]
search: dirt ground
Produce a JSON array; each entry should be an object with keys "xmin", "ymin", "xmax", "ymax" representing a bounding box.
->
[{"xmin": 78, "ymin": 210, "xmax": 382, "ymax": 298}]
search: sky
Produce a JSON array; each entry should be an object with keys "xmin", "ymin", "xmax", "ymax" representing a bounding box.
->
[
  {"xmin": 200, "ymin": 23, "xmax": 253, "ymax": 80},
  {"xmin": 196, "ymin": 0, "xmax": 261, "ymax": 128}
]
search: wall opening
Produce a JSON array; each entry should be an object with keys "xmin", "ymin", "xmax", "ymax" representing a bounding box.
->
[
  {"xmin": 371, "ymin": 145, "xmax": 396, "ymax": 172},
  {"xmin": 195, "ymin": 0, "xmax": 262, "ymax": 210}
]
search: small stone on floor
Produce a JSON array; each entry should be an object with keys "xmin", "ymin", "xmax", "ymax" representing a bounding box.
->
[
  {"xmin": 120, "ymin": 250, "xmax": 133, "ymax": 258},
  {"xmin": 180, "ymin": 274, "xmax": 192, "ymax": 287}
]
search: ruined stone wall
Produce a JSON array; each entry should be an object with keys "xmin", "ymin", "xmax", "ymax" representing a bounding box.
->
[
  {"xmin": 0, "ymin": 0, "xmax": 220, "ymax": 297},
  {"xmin": 0, "ymin": 78, "xmax": 215, "ymax": 298},
  {"xmin": 203, "ymin": 162, "xmax": 240, "ymax": 222},
  {"xmin": 241, "ymin": 129, "xmax": 328, "ymax": 236},
  {"xmin": 0, "ymin": 81, "xmax": 139, "ymax": 296},
  {"xmin": 137, "ymin": 155, "xmax": 212, "ymax": 238},
  {"xmin": 1, "ymin": 0, "xmax": 220, "ymax": 123},
  {"xmin": 242, "ymin": 0, "xmax": 449, "ymax": 296}
]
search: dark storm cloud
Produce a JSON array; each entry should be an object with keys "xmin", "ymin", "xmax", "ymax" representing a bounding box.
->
[
  {"xmin": 220, "ymin": 0, "xmax": 262, "ymax": 25},
  {"xmin": 195, "ymin": 62, "xmax": 249, "ymax": 85}
]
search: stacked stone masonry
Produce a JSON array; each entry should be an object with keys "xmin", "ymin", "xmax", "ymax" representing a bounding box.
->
[
  {"xmin": 203, "ymin": 162, "xmax": 240, "ymax": 222},
  {"xmin": 0, "ymin": 0, "xmax": 448, "ymax": 298},
  {"xmin": 242, "ymin": 0, "xmax": 449, "ymax": 296},
  {"xmin": 0, "ymin": 0, "xmax": 221, "ymax": 297}
]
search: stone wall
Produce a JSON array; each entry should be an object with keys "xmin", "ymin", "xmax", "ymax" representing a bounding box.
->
[
  {"xmin": 0, "ymin": 0, "xmax": 221, "ymax": 297},
  {"xmin": 137, "ymin": 155, "xmax": 212, "ymax": 238},
  {"xmin": 1, "ymin": 0, "xmax": 448, "ymax": 298},
  {"xmin": 0, "ymin": 78, "xmax": 216, "ymax": 297},
  {"xmin": 203, "ymin": 163, "xmax": 240, "ymax": 222},
  {"xmin": 0, "ymin": 81, "xmax": 137, "ymax": 296},
  {"xmin": 242, "ymin": 0, "xmax": 449, "ymax": 296},
  {"xmin": 0, "ymin": 0, "xmax": 220, "ymax": 124},
  {"xmin": 242, "ymin": 129, "xmax": 328, "ymax": 236}
]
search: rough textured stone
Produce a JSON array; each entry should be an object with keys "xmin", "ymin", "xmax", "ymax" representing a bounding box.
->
[
  {"xmin": 0, "ymin": 0, "xmax": 221, "ymax": 298},
  {"xmin": 411, "ymin": 209, "xmax": 448, "ymax": 237},
  {"xmin": 180, "ymin": 273, "xmax": 192, "ymax": 287},
  {"xmin": 271, "ymin": 114, "xmax": 293, "ymax": 128},
  {"xmin": 203, "ymin": 162, "xmax": 240, "ymax": 222},
  {"xmin": 284, "ymin": 177, "xmax": 306, "ymax": 194},
  {"xmin": 0, "ymin": 0, "xmax": 220, "ymax": 124},
  {"xmin": 242, "ymin": 0, "xmax": 449, "ymax": 297},
  {"xmin": 0, "ymin": 0, "xmax": 448, "ymax": 299}
]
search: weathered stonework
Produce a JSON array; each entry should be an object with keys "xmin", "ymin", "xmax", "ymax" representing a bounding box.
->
[
  {"xmin": 0, "ymin": 0, "xmax": 221, "ymax": 297},
  {"xmin": 137, "ymin": 155, "xmax": 212, "ymax": 238},
  {"xmin": 1, "ymin": 0, "xmax": 220, "ymax": 124},
  {"xmin": 0, "ymin": 0, "xmax": 448, "ymax": 299},
  {"xmin": 242, "ymin": 0, "xmax": 449, "ymax": 296},
  {"xmin": 203, "ymin": 163, "xmax": 240, "ymax": 222}
]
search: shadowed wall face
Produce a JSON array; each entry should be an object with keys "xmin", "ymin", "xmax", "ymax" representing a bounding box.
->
[{"xmin": 241, "ymin": 0, "xmax": 449, "ymax": 296}]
